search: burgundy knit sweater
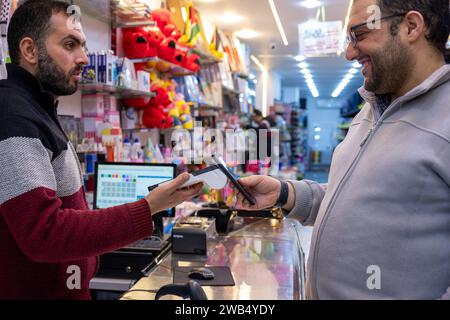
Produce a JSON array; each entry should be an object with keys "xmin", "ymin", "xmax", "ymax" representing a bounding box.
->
[{"xmin": 0, "ymin": 64, "xmax": 154, "ymax": 300}]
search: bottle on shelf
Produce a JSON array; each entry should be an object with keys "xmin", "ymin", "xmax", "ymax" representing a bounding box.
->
[{"xmin": 122, "ymin": 138, "xmax": 131, "ymax": 162}]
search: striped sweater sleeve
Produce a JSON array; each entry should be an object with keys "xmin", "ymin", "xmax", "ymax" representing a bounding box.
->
[{"xmin": 0, "ymin": 116, "xmax": 153, "ymax": 263}]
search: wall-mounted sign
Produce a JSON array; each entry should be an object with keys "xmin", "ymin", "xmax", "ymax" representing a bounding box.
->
[{"xmin": 298, "ymin": 20, "xmax": 343, "ymax": 57}]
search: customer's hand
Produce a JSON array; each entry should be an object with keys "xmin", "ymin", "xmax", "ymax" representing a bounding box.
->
[
  {"xmin": 233, "ymin": 175, "xmax": 296, "ymax": 212},
  {"xmin": 233, "ymin": 175, "xmax": 281, "ymax": 210},
  {"xmin": 145, "ymin": 173, "xmax": 203, "ymax": 215}
]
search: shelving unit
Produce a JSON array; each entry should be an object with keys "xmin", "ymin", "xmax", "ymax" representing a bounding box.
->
[
  {"xmin": 79, "ymin": 81, "xmax": 153, "ymax": 98},
  {"xmin": 130, "ymin": 57, "xmax": 195, "ymax": 77}
]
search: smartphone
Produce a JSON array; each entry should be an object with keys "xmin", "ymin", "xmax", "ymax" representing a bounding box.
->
[
  {"xmin": 208, "ymin": 154, "xmax": 257, "ymax": 206},
  {"xmin": 216, "ymin": 163, "xmax": 257, "ymax": 206}
]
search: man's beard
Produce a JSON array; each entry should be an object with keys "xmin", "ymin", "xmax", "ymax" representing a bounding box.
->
[
  {"xmin": 364, "ymin": 36, "xmax": 412, "ymax": 95},
  {"xmin": 35, "ymin": 47, "xmax": 81, "ymax": 96}
]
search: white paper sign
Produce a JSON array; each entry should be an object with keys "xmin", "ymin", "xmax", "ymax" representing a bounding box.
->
[{"xmin": 298, "ymin": 20, "xmax": 343, "ymax": 57}]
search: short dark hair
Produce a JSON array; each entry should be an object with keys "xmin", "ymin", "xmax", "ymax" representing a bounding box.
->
[
  {"xmin": 378, "ymin": 0, "xmax": 449, "ymax": 54},
  {"xmin": 253, "ymin": 109, "xmax": 263, "ymax": 117},
  {"xmin": 7, "ymin": 0, "xmax": 71, "ymax": 65}
]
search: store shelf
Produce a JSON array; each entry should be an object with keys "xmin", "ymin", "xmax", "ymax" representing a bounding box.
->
[
  {"xmin": 110, "ymin": 0, "xmax": 153, "ymax": 28},
  {"xmin": 79, "ymin": 81, "xmax": 152, "ymax": 98},
  {"xmin": 130, "ymin": 57, "xmax": 195, "ymax": 77},
  {"xmin": 222, "ymin": 85, "xmax": 242, "ymax": 96},
  {"xmin": 190, "ymin": 47, "xmax": 222, "ymax": 65}
]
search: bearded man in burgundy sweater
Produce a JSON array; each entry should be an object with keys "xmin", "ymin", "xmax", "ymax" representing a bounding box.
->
[{"xmin": 0, "ymin": 0, "xmax": 202, "ymax": 300}]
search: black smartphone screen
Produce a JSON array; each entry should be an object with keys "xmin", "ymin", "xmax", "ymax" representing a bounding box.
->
[{"xmin": 217, "ymin": 164, "xmax": 257, "ymax": 206}]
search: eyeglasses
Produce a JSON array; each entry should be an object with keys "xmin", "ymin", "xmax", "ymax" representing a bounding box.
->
[{"xmin": 344, "ymin": 13, "xmax": 406, "ymax": 51}]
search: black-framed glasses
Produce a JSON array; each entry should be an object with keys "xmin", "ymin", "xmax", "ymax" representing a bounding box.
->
[{"xmin": 344, "ymin": 13, "xmax": 406, "ymax": 50}]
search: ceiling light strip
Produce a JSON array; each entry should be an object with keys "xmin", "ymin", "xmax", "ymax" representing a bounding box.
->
[
  {"xmin": 268, "ymin": 0, "xmax": 289, "ymax": 46},
  {"xmin": 251, "ymin": 55, "xmax": 269, "ymax": 117}
]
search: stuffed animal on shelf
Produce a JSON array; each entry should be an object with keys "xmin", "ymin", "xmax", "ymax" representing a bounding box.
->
[
  {"xmin": 158, "ymin": 37, "xmax": 177, "ymax": 63},
  {"xmin": 182, "ymin": 53, "xmax": 201, "ymax": 72},
  {"xmin": 142, "ymin": 105, "xmax": 171, "ymax": 129},
  {"xmin": 168, "ymin": 103, "xmax": 182, "ymax": 129},
  {"xmin": 151, "ymin": 8, "xmax": 172, "ymax": 32},
  {"xmin": 150, "ymin": 84, "xmax": 171, "ymax": 107},
  {"xmin": 142, "ymin": 84, "xmax": 174, "ymax": 129},
  {"xmin": 122, "ymin": 27, "xmax": 150, "ymax": 59},
  {"xmin": 145, "ymin": 26, "xmax": 165, "ymax": 57},
  {"xmin": 163, "ymin": 23, "xmax": 182, "ymax": 40},
  {"xmin": 176, "ymin": 100, "xmax": 194, "ymax": 130}
]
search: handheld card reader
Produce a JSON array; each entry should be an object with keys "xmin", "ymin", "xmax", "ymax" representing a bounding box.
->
[{"xmin": 181, "ymin": 155, "xmax": 257, "ymax": 206}]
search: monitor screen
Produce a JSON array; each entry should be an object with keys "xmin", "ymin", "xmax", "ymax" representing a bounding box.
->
[{"xmin": 94, "ymin": 162, "xmax": 176, "ymax": 216}]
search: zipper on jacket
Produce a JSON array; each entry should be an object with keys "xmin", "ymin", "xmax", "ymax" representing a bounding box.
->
[
  {"xmin": 310, "ymin": 119, "xmax": 383, "ymax": 299},
  {"xmin": 360, "ymin": 127, "xmax": 374, "ymax": 147}
]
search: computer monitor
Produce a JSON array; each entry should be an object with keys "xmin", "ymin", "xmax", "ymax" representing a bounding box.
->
[{"xmin": 93, "ymin": 162, "xmax": 177, "ymax": 217}]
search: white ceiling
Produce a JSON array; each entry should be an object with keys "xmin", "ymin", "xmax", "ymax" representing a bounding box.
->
[{"xmin": 194, "ymin": 0, "xmax": 364, "ymax": 99}]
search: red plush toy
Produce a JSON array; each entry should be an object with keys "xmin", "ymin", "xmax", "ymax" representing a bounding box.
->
[
  {"xmin": 145, "ymin": 26, "xmax": 165, "ymax": 57},
  {"xmin": 182, "ymin": 53, "xmax": 201, "ymax": 72},
  {"xmin": 143, "ymin": 105, "xmax": 172, "ymax": 129},
  {"xmin": 122, "ymin": 27, "xmax": 149, "ymax": 59},
  {"xmin": 151, "ymin": 8, "xmax": 172, "ymax": 32},
  {"xmin": 163, "ymin": 24, "xmax": 181, "ymax": 40},
  {"xmin": 158, "ymin": 37, "xmax": 177, "ymax": 63},
  {"xmin": 142, "ymin": 85, "xmax": 173, "ymax": 129},
  {"xmin": 150, "ymin": 84, "xmax": 171, "ymax": 107}
]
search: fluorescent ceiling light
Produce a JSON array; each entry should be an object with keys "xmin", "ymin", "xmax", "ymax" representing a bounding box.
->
[
  {"xmin": 298, "ymin": 62, "xmax": 309, "ymax": 69},
  {"xmin": 294, "ymin": 55, "xmax": 306, "ymax": 62},
  {"xmin": 251, "ymin": 55, "xmax": 266, "ymax": 72},
  {"xmin": 304, "ymin": 74, "xmax": 313, "ymax": 80},
  {"xmin": 300, "ymin": 68, "xmax": 311, "ymax": 75},
  {"xmin": 344, "ymin": 73, "xmax": 354, "ymax": 80},
  {"xmin": 352, "ymin": 61, "xmax": 362, "ymax": 68},
  {"xmin": 218, "ymin": 12, "xmax": 244, "ymax": 24},
  {"xmin": 300, "ymin": 0, "xmax": 322, "ymax": 9},
  {"xmin": 234, "ymin": 29, "xmax": 260, "ymax": 39},
  {"xmin": 268, "ymin": 0, "xmax": 289, "ymax": 46},
  {"xmin": 349, "ymin": 68, "xmax": 358, "ymax": 74}
]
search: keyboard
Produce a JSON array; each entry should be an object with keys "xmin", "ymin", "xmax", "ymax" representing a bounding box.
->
[{"xmin": 122, "ymin": 237, "xmax": 169, "ymax": 252}]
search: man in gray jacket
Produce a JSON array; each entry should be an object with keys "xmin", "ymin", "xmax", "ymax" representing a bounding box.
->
[{"xmin": 236, "ymin": 0, "xmax": 450, "ymax": 299}]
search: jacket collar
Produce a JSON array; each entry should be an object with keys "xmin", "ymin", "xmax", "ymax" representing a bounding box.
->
[
  {"xmin": 359, "ymin": 64, "xmax": 450, "ymax": 118},
  {"xmin": 2, "ymin": 63, "xmax": 58, "ymax": 116}
]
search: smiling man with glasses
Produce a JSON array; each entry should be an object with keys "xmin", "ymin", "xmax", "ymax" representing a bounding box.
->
[{"xmin": 234, "ymin": 0, "xmax": 450, "ymax": 300}]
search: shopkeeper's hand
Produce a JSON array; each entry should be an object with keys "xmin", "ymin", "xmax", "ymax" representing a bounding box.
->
[
  {"xmin": 234, "ymin": 175, "xmax": 295, "ymax": 212},
  {"xmin": 145, "ymin": 173, "xmax": 203, "ymax": 215}
]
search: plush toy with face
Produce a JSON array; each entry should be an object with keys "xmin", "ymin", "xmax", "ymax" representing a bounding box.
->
[
  {"xmin": 150, "ymin": 84, "xmax": 171, "ymax": 107},
  {"xmin": 158, "ymin": 37, "xmax": 177, "ymax": 63},
  {"xmin": 151, "ymin": 8, "xmax": 172, "ymax": 32},
  {"xmin": 182, "ymin": 53, "xmax": 201, "ymax": 72},
  {"xmin": 163, "ymin": 24, "xmax": 181, "ymax": 40},
  {"xmin": 145, "ymin": 26, "xmax": 165, "ymax": 57},
  {"xmin": 142, "ymin": 105, "xmax": 169, "ymax": 129},
  {"xmin": 122, "ymin": 28, "xmax": 149, "ymax": 59}
]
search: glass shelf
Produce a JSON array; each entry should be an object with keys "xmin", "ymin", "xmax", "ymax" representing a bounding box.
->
[
  {"xmin": 79, "ymin": 81, "xmax": 153, "ymax": 99},
  {"xmin": 110, "ymin": 0, "xmax": 153, "ymax": 28},
  {"xmin": 130, "ymin": 57, "xmax": 195, "ymax": 77}
]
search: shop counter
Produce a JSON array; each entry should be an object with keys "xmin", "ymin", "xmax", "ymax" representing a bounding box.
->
[{"xmin": 121, "ymin": 217, "xmax": 306, "ymax": 300}]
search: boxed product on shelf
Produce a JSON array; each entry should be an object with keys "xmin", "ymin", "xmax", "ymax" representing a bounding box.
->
[
  {"xmin": 82, "ymin": 52, "xmax": 97, "ymax": 82},
  {"xmin": 137, "ymin": 70, "xmax": 151, "ymax": 92},
  {"xmin": 103, "ymin": 95, "xmax": 118, "ymax": 112},
  {"xmin": 82, "ymin": 94, "xmax": 104, "ymax": 117},
  {"xmin": 121, "ymin": 107, "xmax": 138, "ymax": 130},
  {"xmin": 82, "ymin": 116, "xmax": 104, "ymax": 140},
  {"xmin": 104, "ymin": 110, "xmax": 121, "ymax": 128}
]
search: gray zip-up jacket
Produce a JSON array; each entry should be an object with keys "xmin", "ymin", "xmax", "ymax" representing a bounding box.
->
[{"xmin": 288, "ymin": 64, "xmax": 450, "ymax": 300}]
